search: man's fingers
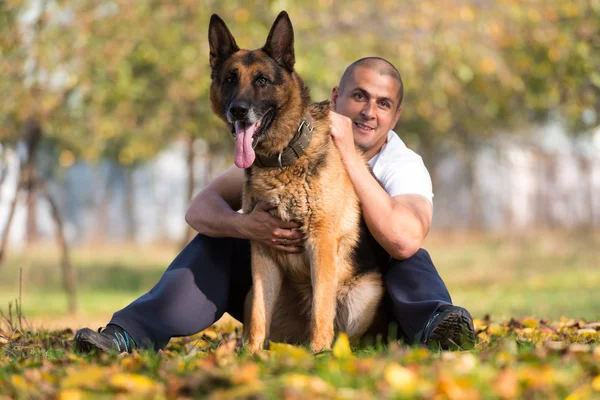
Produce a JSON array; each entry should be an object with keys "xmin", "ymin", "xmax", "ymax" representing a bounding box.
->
[
  {"xmin": 279, "ymin": 219, "xmax": 303, "ymax": 229},
  {"xmin": 255, "ymin": 201, "xmax": 276, "ymax": 211},
  {"xmin": 273, "ymin": 228, "xmax": 305, "ymax": 240}
]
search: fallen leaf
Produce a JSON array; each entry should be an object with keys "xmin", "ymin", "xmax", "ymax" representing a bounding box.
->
[
  {"xmin": 332, "ymin": 333, "xmax": 353, "ymax": 359},
  {"xmin": 61, "ymin": 366, "xmax": 107, "ymax": 390},
  {"xmin": 269, "ymin": 342, "xmax": 312, "ymax": 362},
  {"xmin": 577, "ymin": 329, "xmax": 597, "ymax": 339},
  {"xmin": 230, "ymin": 362, "xmax": 259, "ymax": 385},
  {"xmin": 281, "ymin": 373, "xmax": 333, "ymax": 395},
  {"xmin": 569, "ymin": 344, "xmax": 592, "ymax": 353},
  {"xmin": 583, "ymin": 323, "xmax": 600, "ymax": 330},
  {"xmin": 109, "ymin": 373, "xmax": 158, "ymax": 393},
  {"xmin": 58, "ymin": 389, "xmax": 84, "ymax": 400},
  {"xmin": 494, "ymin": 369, "xmax": 519, "ymax": 399},
  {"xmin": 215, "ymin": 339, "xmax": 237, "ymax": 360},
  {"xmin": 10, "ymin": 375, "xmax": 28, "ymax": 392},
  {"xmin": 592, "ymin": 376, "xmax": 600, "ymax": 391},
  {"xmin": 455, "ymin": 353, "xmax": 478, "ymax": 374},
  {"xmin": 384, "ymin": 363, "xmax": 417, "ymax": 393},
  {"xmin": 521, "ymin": 317, "xmax": 540, "ymax": 329}
]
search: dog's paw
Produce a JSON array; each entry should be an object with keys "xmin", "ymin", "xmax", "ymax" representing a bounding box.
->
[
  {"xmin": 245, "ymin": 340, "xmax": 264, "ymax": 355},
  {"xmin": 310, "ymin": 339, "xmax": 332, "ymax": 353}
]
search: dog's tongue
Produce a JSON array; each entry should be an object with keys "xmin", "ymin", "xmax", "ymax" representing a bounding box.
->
[{"xmin": 234, "ymin": 121, "xmax": 258, "ymax": 168}]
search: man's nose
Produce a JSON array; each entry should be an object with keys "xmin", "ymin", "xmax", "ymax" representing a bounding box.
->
[{"xmin": 360, "ymin": 101, "xmax": 376, "ymax": 119}]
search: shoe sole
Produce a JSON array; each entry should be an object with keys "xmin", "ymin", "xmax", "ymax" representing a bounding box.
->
[
  {"xmin": 73, "ymin": 328, "xmax": 117, "ymax": 354},
  {"xmin": 427, "ymin": 312, "xmax": 476, "ymax": 350}
]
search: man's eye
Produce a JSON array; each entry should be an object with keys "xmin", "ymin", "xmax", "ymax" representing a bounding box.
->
[
  {"xmin": 353, "ymin": 93, "xmax": 364, "ymax": 100},
  {"xmin": 256, "ymin": 77, "xmax": 269, "ymax": 86},
  {"xmin": 380, "ymin": 101, "xmax": 390, "ymax": 108}
]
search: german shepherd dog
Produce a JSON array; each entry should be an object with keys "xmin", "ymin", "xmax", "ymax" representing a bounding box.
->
[{"xmin": 208, "ymin": 11, "xmax": 384, "ymax": 353}]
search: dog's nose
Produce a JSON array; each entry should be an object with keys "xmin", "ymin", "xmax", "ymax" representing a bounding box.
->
[{"xmin": 229, "ymin": 101, "xmax": 249, "ymax": 119}]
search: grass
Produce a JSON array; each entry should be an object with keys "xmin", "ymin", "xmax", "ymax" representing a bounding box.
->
[
  {"xmin": 0, "ymin": 231, "xmax": 598, "ymax": 323},
  {"xmin": 0, "ymin": 232, "xmax": 599, "ymax": 398}
]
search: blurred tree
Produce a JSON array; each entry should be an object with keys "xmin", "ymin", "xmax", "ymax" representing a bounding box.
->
[{"xmin": 2, "ymin": 0, "xmax": 598, "ymax": 237}]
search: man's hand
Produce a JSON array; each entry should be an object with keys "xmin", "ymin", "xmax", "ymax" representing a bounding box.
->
[
  {"xmin": 329, "ymin": 111, "xmax": 358, "ymax": 163},
  {"xmin": 241, "ymin": 201, "xmax": 307, "ymax": 253}
]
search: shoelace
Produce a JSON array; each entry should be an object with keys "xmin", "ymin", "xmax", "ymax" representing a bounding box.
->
[
  {"xmin": 99, "ymin": 327, "xmax": 136, "ymax": 352},
  {"xmin": 422, "ymin": 311, "xmax": 442, "ymax": 342}
]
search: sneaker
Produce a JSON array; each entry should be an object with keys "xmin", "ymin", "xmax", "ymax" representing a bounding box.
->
[
  {"xmin": 422, "ymin": 305, "xmax": 476, "ymax": 350},
  {"xmin": 73, "ymin": 324, "xmax": 137, "ymax": 354}
]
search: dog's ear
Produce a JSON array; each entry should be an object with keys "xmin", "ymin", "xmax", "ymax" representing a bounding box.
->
[
  {"xmin": 208, "ymin": 14, "xmax": 240, "ymax": 70},
  {"xmin": 263, "ymin": 11, "xmax": 295, "ymax": 71}
]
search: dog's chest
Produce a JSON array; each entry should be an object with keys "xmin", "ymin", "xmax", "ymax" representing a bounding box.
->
[{"xmin": 245, "ymin": 171, "xmax": 316, "ymax": 225}]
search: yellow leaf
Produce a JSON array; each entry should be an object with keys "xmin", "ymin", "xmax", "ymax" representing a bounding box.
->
[
  {"xmin": 332, "ymin": 333, "xmax": 353, "ymax": 359},
  {"xmin": 10, "ymin": 375, "xmax": 28, "ymax": 391},
  {"xmin": 488, "ymin": 324, "xmax": 507, "ymax": 336},
  {"xmin": 109, "ymin": 373, "xmax": 157, "ymax": 393},
  {"xmin": 592, "ymin": 376, "xmax": 600, "ymax": 391},
  {"xmin": 521, "ymin": 317, "xmax": 539, "ymax": 328},
  {"xmin": 61, "ymin": 366, "xmax": 107, "ymax": 390},
  {"xmin": 577, "ymin": 329, "xmax": 598, "ymax": 339},
  {"xmin": 269, "ymin": 342, "xmax": 313, "ymax": 361},
  {"xmin": 384, "ymin": 363, "xmax": 417, "ymax": 393},
  {"xmin": 281, "ymin": 374, "xmax": 333, "ymax": 395},
  {"xmin": 437, "ymin": 375, "xmax": 467, "ymax": 400},
  {"xmin": 58, "ymin": 389, "xmax": 84, "ymax": 400},
  {"xmin": 230, "ymin": 363, "xmax": 260, "ymax": 385}
]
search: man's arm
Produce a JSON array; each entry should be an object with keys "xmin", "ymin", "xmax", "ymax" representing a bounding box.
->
[
  {"xmin": 185, "ymin": 165, "xmax": 306, "ymax": 252},
  {"xmin": 329, "ymin": 112, "xmax": 432, "ymax": 260}
]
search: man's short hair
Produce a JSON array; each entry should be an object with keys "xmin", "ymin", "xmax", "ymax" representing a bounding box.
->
[{"xmin": 338, "ymin": 57, "xmax": 404, "ymax": 108}]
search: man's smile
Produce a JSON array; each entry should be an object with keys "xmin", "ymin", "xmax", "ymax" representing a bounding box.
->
[{"xmin": 354, "ymin": 121, "xmax": 375, "ymax": 133}]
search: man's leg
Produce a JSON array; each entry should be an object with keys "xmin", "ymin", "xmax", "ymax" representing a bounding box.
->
[
  {"xmin": 75, "ymin": 233, "xmax": 252, "ymax": 352},
  {"xmin": 384, "ymin": 248, "xmax": 475, "ymax": 349}
]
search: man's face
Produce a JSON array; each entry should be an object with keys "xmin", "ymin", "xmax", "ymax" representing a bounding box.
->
[{"xmin": 331, "ymin": 66, "xmax": 402, "ymax": 158}]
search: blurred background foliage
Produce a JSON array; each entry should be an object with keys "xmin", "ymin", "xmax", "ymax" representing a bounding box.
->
[
  {"xmin": 1, "ymin": 0, "xmax": 598, "ymax": 168},
  {"xmin": 1, "ymin": 0, "xmax": 599, "ymax": 320}
]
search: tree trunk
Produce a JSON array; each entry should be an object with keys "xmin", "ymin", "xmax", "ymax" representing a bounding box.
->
[
  {"xmin": 179, "ymin": 134, "xmax": 196, "ymax": 249},
  {"xmin": 464, "ymin": 146, "xmax": 484, "ymax": 231},
  {"xmin": 123, "ymin": 168, "xmax": 137, "ymax": 243},
  {"xmin": 21, "ymin": 118, "xmax": 42, "ymax": 247},
  {"xmin": 0, "ymin": 187, "xmax": 20, "ymax": 266},
  {"xmin": 40, "ymin": 183, "xmax": 77, "ymax": 315}
]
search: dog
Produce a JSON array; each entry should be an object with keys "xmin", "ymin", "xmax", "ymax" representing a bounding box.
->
[{"xmin": 208, "ymin": 11, "xmax": 385, "ymax": 353}]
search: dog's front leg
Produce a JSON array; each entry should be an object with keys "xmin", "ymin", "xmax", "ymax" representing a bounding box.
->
[
  {"xmin": 310, "ymin": 235, "xmax": 338, "ymax": 353},
  {"xmin": 245, "ymin": 245, "xmax": 282, "ymax": 354}
]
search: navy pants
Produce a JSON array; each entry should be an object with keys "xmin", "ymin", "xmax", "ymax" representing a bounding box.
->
[{"xmin": 111, "ymin": 234, "xmax": 452, "ymax": 351}]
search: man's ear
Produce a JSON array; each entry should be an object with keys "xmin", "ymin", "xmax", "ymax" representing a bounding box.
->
[
  {"xmin": 393, "ymin": 106, "xmax": 403, "ymax": 125},
  {"xmin": 208, "ymin": 14, "xmax": 239, "ymax": 70},
  {"xmin": 330, "ymin": 86, "xmax": 340, "ymax": 111},
  {"xmin": 263, "ymin": 11, "xmax": 295, "ymax": 71}
]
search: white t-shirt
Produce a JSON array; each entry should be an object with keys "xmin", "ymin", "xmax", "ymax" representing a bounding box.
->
[{"xmin": 367, "ymin": 130, "xmax": 434, "ymax": 204}]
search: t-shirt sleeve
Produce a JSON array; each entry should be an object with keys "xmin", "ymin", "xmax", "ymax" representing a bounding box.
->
[{"xmin": 379, "ymin": 156, "xmax": 434, "ymax": 204}]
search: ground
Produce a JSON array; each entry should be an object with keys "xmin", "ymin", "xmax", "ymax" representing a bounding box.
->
[{"xmin": 0, "ymin": 232, "xmax": 599, "ymax": 398}]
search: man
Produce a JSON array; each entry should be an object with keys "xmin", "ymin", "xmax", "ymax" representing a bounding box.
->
[{"xmin": 74, "ymin": 57, "xmax": 475, "ymax": 353}]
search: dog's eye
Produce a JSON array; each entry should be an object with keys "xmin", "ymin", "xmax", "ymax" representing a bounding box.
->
[
  {"xmin": 255, "ymin": 77, "xmax": 269, "ymax": 87},
  {"xmin": 225, "ymin": 75, "xmax": 236, "ymax": 84}
]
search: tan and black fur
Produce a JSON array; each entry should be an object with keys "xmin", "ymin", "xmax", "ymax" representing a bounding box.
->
[{"xmin": 208, "ymin": 11, "xmax": 385, "ymax": 353}]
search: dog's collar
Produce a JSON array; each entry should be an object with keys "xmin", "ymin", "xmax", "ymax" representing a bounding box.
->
[{"xmin": 254, "ymin": 119, "xmax": 313, "ymax": 169}]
